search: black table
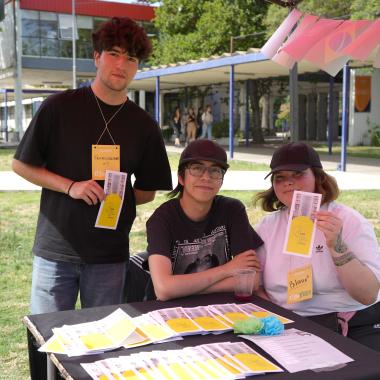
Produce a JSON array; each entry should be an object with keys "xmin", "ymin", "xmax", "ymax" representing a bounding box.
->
[{"xmin": 24, "ymin": 293, "xmax": 380, "ymax": 380}]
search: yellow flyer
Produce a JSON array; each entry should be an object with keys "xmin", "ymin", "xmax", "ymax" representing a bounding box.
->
[
  {"xmin": 95, "ymin": 170, "xmax": 127, "ymax": 230},
  {"xmin": 287, "ymin": 265, "xmax": 313, "ymax": 304},
  {"xmin": 283, "ymin": 191, "xmax": 321, "ymax": 257}
]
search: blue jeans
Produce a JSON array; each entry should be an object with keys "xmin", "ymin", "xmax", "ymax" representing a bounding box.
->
[
  {"xmin": 201, "ymin": 123, "xmax": 212, "ymax": 139},
  {"xmin": 30, "ymin": 256, "xmax": 127, "ymax": 314}
]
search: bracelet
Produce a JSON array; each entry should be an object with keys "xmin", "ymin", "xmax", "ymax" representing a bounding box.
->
[{"xmin": 66, "ymin": 181, "xmax": 75, "ymax": 196}]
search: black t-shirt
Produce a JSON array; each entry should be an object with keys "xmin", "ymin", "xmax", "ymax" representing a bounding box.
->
[
  {"xmin": 146, "ymin": 196, "xmax": 263, "ymax": 274},
  {"xmin": 15, "ymin": 86, "xmax": 172, "ymax": 264}
]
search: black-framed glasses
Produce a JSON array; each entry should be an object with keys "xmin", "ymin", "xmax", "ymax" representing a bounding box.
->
[{"xmin": 187, "ymin": 163, "xmax": 225, "ymax": 180}]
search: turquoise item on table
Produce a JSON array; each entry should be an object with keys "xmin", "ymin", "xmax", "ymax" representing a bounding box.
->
[{"xmin": 260, "ymin": 316, "xmax": 284, "ymax": 335}]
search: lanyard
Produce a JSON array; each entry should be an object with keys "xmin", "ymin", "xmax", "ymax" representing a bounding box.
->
[{"xmin": 93, "ymin": 93, "xmax": 127, "ymax": 145}]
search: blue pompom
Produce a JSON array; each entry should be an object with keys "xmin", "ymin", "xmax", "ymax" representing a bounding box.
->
[{"xmin": 259, "ymin": 316, "xmax": 284, "ymax": 335}]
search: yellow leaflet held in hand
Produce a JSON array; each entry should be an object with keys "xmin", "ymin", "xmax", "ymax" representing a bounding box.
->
[
  {"xmin": 95, "ymin": 170, "xmax": 127, "ymax": 230},
  {"xmin": 92, "ymin": 145, "xmax": 120, "ymax": 180},
  {"xmin": 96, "ymin": 193, "xmax": 122, "ymax": 229},
  {"xmin": 283, "ymin": 191, "xmax": 321, "ymax": 257},
  {"xmin": 287, "ymin": 265, "xmax": 313, "ymax": 304}
]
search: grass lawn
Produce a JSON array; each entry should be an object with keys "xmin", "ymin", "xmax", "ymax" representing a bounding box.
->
[
  {"xmin": 313, "ymin": 144, "xmax": 380, "ymax": 159},
  {"xmin": 1, "ymin": 148, "xmax": 268, "ymax": 172},
  {"xmin": 1, "ymin": 190, "xmax": 380, "ymax": 378}
]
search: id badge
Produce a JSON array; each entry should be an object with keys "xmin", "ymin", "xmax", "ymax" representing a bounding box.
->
[
  {"xmin": 287, "ymin": 265, "xmax": 313, "ymax": 304},
  {"xmin": 92, "ymin": 145, "xmax": 120, "ymax": 180}
]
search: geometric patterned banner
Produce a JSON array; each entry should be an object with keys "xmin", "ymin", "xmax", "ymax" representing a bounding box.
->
[{"xmin": 261, "ymin": 11, "xmax": 380, "ymax": 76}]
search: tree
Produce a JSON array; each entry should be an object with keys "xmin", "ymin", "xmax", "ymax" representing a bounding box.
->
[
  {"xmin": 150, "ymin": 0, "xmax": 268, "ymax": 65},
  {"xmin": 148, "ymin": 0, "xmax": 269, "ymax": 143}
]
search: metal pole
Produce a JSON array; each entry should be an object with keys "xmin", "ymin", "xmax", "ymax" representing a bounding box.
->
[
  {"xmin": 155, "ymin": 76, "xmax": 160, "ymax": 125},
  {"xmin": 14, "ymin": 0, "xmax": 23, "ymax": 140},
  {"xmin": 340, "ymin": 63, "xmax": 350, "ymax": 172},
  {"xmin": 229, "ymin": 64, "xmax": 235, "ymax": 158},
  {"xmin": 72, "ymin": 0, "xmax": 77, "ymax": 89},
  {"xmin": 245, "ymin": 80, "xmax": 250, "ymax": 147},
  {"xmin": 328, "ymin": 75, "xmax": 334, "ymax": 155},
  {"xmin": 289, "ymin": 62, "xmax": 299, "ymax": 141},
  {"xmin": 4, "ymin": 89, "xmax": 8, "ymax": 142}
]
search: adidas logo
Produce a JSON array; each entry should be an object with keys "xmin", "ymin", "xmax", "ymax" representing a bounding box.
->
[{"xmin": 315, "ymin": 244, "xmax": 324, "ymax": 253}]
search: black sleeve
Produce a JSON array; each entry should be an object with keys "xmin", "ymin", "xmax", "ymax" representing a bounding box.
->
[
  {"xmin": 146, "ymin": 211, "xmax": 172, "ymax": 260},
  {"xmin": 133, "ymin": 121, "xmax": 172, "ymax": 191},
  {"xmin": 14, "ymin": 96, "xmax": 54, "ymax": 166},
  {"xmin": 228, "ymin": 199, "xmax": 264, "ymax": 256}
]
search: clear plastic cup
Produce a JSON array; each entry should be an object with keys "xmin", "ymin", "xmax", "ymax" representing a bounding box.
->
[{"xmin": 233, "ymin": 268, "xmax": 256, "ymax": 302}]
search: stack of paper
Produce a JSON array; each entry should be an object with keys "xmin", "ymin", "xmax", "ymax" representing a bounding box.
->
[
  {"xmin": 39, "ymin": 309, "xmax": 137, "ymax": 356},
  {"xmin": 81, "ymin": 341, "xmax": 283, "ymax": 379},
  {"xmin": 38, "ymin": 302, "xmax": 294, "ymax": 356}
]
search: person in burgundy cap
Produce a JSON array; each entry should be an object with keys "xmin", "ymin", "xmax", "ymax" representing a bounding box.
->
[
  {"xmin": 146, "ymin": 139, "xmax": 263, "ymax": 301},
  {"xmin": 255, "ymin": 142, "xmax": 380, "ymax": 351}
]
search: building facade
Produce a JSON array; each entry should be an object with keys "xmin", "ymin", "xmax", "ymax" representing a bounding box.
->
[{"xmin": 0, "ymin": 0, "xmax": 156, "ymax": 141}]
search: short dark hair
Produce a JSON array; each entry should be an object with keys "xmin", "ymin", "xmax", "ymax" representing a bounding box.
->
[
  {"xmin": 92, "ymin": 17, "xmax": 152, "ymax": 60},
  {"xmin": 254, "ymin": 168, "xmax": 340, "ymax": 212}
]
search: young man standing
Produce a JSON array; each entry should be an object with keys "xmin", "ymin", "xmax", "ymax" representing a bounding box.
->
[
  {"xmin": 12, "ymin": 17, "xmax": 172, "ymax": 314},
  {"xmin": 147, "ymin": 140, "xmax": 262, "ymax": 301}
]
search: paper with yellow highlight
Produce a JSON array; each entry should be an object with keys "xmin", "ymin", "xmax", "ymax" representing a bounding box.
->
[
  {"xmin": 283, "ymin": 191, "xmax": 322, "ymax": 257},
  {"xmin": 40, "ymin": 308, "xmax": 137, "ymax": 356},
  {"xmin": 209, "ymin": 303, "xmax": 250, "ymax": 325},
  {"xmin": 236, "ymin": 302, "xmax": 294, "ymax": 324},
  {"xmin": 216, "ymin": 341, "xmax": 283, "ymax": 374},
  {"xmin": 95, "ymin": 170, "xmax": 127, "ymax": 230},
  {"xmin": 183, "ymin": 306, "xmax": 231, "ymax": 333},
  {"xmin": 149, "ymin": 307, "xmax": 204, "ymax": 335}
]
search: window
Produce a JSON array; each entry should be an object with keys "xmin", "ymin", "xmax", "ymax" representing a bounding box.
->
[
  {"xmin": 77, "ymin": 16, "xmax": 92, "ymax": 59},
  {"xmin": 58, "ymin": 14, "xmax": 78, "ymax": 40},
  {"xmin": 22, "ymin": 37, "xmax": 40, "ymax": 56},
  {"xmin": 21, "ymin": 10, "xmax": 39, "ymax": 37},
  {"xmin": 40, "ymin": 12, "xmax": 58, "ymax": 39}
]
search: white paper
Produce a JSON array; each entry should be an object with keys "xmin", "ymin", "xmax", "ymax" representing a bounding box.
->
[{"xmin": 241, "ymin": 328, "xmax": 353, "ymax": 373}]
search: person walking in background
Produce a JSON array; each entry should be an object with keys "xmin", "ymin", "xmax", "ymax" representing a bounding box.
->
[
  {"xmin": 172, "ymin": 107, "xmax": 182, "ymax": 146},
  {"xmin": 196, "ymin": 107, "xmax": 203, "ymax": 139},
  {"xmin": 146, "ymin": 140, "xmax": 262, "ymax": 301},
  {"xmin": 201, "ymin": 104, "xmax": 213, "ymax": 140},
  {"xmin": 12, "ymin": 17, "xmax": 172, "ymax": 315},
  {"xmin": 254, "ymin": 142, "xmax": 380, "ymax": 351},
  {"xmin": 186, "ymin": 106, "xmax": 198, "ymax": 145}
]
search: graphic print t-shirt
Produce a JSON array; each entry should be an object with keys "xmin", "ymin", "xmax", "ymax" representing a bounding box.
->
[{"xmin": 146, "ymin": 196, "xmax": 263, "ymax": 274}]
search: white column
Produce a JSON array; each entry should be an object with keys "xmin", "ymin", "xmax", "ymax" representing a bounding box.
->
[
  {"xmin": 239, "ymin": 82, "xmax": 246, "ymax": 132},
  {"xmin": 127, "ymin": 90, "xmax": 135, "ymax": 102},
  {"xmin": 139, "ymin": 90, "xmax": 146, "ymax": 110}
]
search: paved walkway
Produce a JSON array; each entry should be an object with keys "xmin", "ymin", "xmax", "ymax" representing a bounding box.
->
[{"xmin": 1, "ymin": 143, "xmax": 379, "ymax": 191}]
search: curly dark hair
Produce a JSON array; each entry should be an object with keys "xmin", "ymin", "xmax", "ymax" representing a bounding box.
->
[
  {"xmin": 254, "ymin": 168, "xmax": 340, "ymax": 212},
  {"xmin": 92, "ymin": 17, "xmax": 152, "ymax": 60}
]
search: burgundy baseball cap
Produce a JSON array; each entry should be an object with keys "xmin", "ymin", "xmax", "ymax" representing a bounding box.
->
[
  {"xmin": 265, "ymin": 142, "xmax": 322, "ymax": 179},
  {"xmin": 179, "ymin": 140, "xmax": 229, "ymax": 170}
]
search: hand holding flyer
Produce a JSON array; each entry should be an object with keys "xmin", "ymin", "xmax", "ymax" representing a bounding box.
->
[
  {"xmin": 95, "ymin": 170, "xmax": 127, "ymax": 229},
  {"xmin": 283, "ymin": 190, "xmax": 322, "ymax": 257}
]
